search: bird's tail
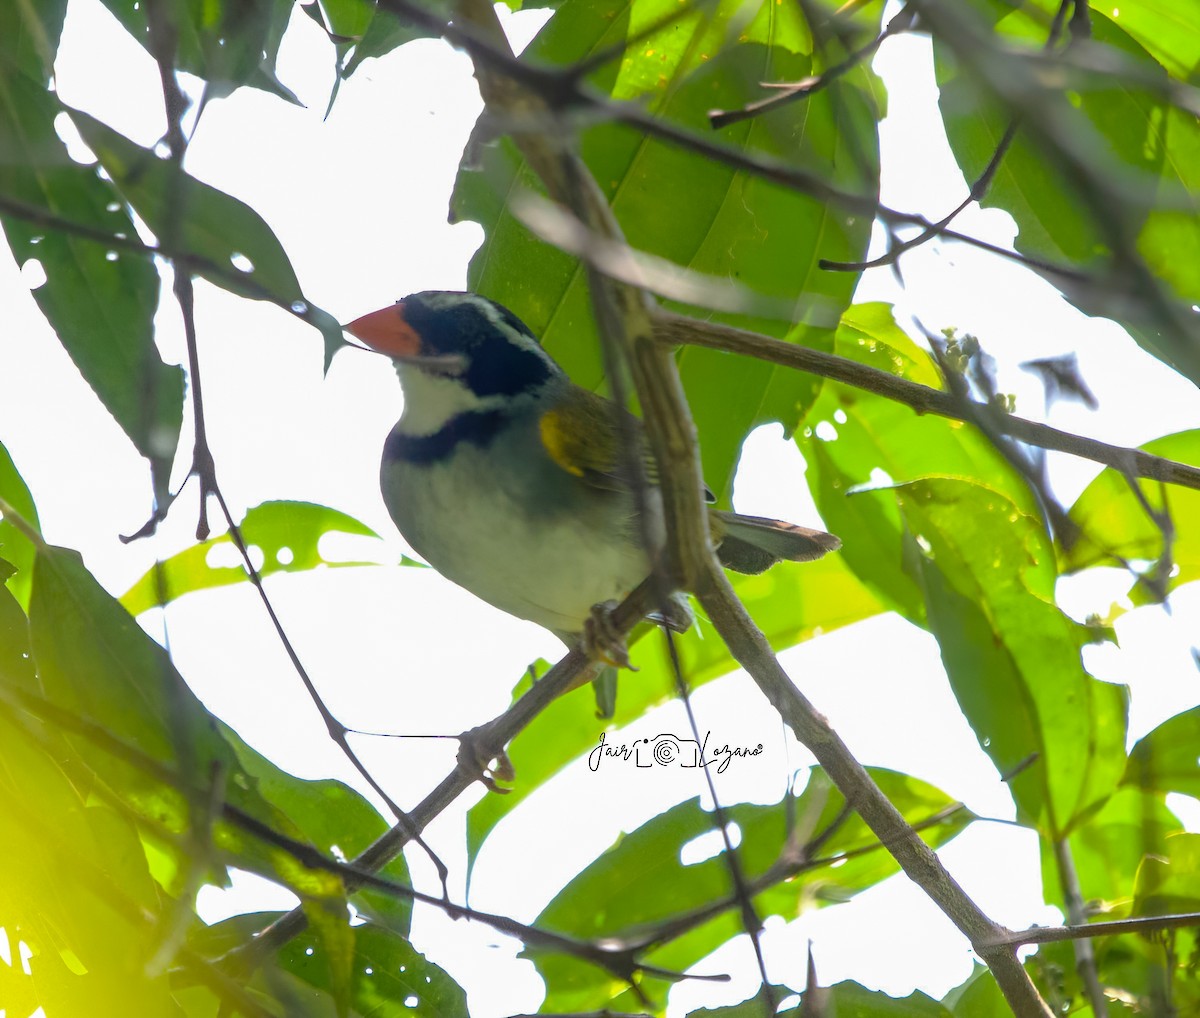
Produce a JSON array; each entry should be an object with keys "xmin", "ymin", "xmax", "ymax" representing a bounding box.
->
[{"xmin": 710, "ymin": 510, "xmax": 841, "ymax": 575}]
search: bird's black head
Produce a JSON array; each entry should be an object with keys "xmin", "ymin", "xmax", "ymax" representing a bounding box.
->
[{"xmin": 349, "ymin": 291, "xmax": 558, "ymax": 398}]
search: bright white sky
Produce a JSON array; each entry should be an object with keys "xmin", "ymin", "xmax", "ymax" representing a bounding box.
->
[{"xmin": 3, "ymin": 1, "xmax": 1199, "ymax": 1014}]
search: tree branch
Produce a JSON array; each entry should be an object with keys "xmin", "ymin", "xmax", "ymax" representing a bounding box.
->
[
  {"xmin": 693, "ymin": 558, "xmax": 1053, "ymax": 1016},
  {"xmin": 656, "ymin": 313, "xmax": 1200, "ymax": 493}
]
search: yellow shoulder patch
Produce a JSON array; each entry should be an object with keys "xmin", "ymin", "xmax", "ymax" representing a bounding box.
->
[
  {"xmin": 538, "ymin": 386, "xmax": 652, "ymax": 491},
  {"xmin": 539, "ymin": 409, "xmax": 587, "ymax": 477}
]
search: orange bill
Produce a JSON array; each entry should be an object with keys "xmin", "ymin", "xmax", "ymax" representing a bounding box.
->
[{"xmin": 343, "ymin": 302, "xmax": 422, "ymax": 359}]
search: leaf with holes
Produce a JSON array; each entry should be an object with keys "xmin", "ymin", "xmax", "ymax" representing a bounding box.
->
[
  {"xmin": 532, "ymin": 769, "xmax": 970, "ymax": 1012},
  {"xmin": 69, "ymin": 110, "xmax": 345, "ymax": 368},
  {"xmin": 120, "ymin": 500, "xmax": 417, "ymax": 615}
]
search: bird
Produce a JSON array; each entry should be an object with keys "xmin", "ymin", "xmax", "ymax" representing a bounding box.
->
[{"xmin": 345, "ymin": 290, "xmax": 841, "ymax": 684}]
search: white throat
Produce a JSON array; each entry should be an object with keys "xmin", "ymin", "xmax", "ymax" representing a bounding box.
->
[{"xmin": 394, "ymin": 367, "xmax": 509, "ymax": 437}]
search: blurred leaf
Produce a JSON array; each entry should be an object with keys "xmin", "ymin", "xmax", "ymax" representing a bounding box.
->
[
  {"xmin": 0, "ymin": 0, "xmax": 67, "ymax": 82},
  {"xmin": 69, "ymin": 110, "xmax": 346, "ymax": 368},
  {"xmin": 99, "ymin": 0, "xmax": 301, "ymax": 104},
  {"xmin": 196, "ymin": 912, "xmax": 468, "ymax": 1017},
  {"xmin": 1091, "ymin": 926, "xmax": 1198, "ymax": 1016},
  {"xmin": 1062, "ymin": 429, "xmax": 1200, "ymax": 603},
  {"xmin": 1037, "ymin": 786, "xmax": 1181, "ymax": 915},
  {"xmin": 1134, "ymin": 832, "xmax": 1200, "ymax": 915},
  {"xmin": 0, "ymin": 569, "xmax": 34, "ymax": 689},
  {"xmin": 943, "ymin": 965, "xmax": 1009, "ymax": 1018},
  {"xmin": 694, "ymin": 981, "xmax": 954, "ymax": 1017},
  {"xmin": 220, "ymin": 723, "xmax": 412, "ymax": 934},
  {"xmin": 1125, "ymin": 706, "xmax": 1200, "ymax": 798},
  {"xmin": 120, "ymin": 500, "xmax": 413, "ymax": 615},
  {"xmin": 340, "ymin": 5, "xmax": 434, "ymax": 78},
  {"xmin": 316, "ymin": 0, "xmax": 377, "ymax": 38},
  {"xmin": 686, "ymin": 983, "xmax": 800, "ymax": 1017},
  {"xmin": 1107, "ymin": 0, "xmax": 1200, "ymax": 81},
  {"xmin": 0, "ymin": 79, "xmax": 182, "ymax": 504},
  {"xmin": 936, "ymin": 6, "xmax": 1157, "ymax": 266},
  {"xmin": 533, "ymin": 769, "xmax": 971, "ymax": 1011},
  {"xmin": 935, "ymin": 4, "xmax": 1200, "ymax": 386},
  {"xmin": 452, "ymin": 0, "xmax": 881, "ymax": 504},
  {"xmin": 27, "ymin": 546, "xmax": 347, "ymax": 902},
  {"xmin": 0, "ymin": 440, "xmax": 40, "ymax": 609},
  {"xmin": 0, "ymin": 709, "xmax": 174, "ymax": 1017},
  {"xmin": 898, "ymin": 478, "xmax": 1128, "ymax": 835},
  {"xmin": 466, "ymin": 553, "xmax": 885, "ymax": 881},
  {"xmin": 820, "ymin": 983, "xmax": 950, "ymax": 1018},
  {"xmin": 797, "ymin": 303, "xmax": 1035, "ymax": 624}
]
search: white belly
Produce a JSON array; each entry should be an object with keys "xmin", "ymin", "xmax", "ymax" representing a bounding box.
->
[{"xmin": 383, "ymin": 439, "xmax": 651, "ymax": 639}]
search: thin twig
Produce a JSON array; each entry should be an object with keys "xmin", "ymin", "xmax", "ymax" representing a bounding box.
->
[
  {"xmin": 376, "ymin": 0, "xmax": 1101, "ymax": 288},
  {"xmin": 997, "ymin": 911, "xmax": 1200, "ymax": 947},
  {"xmin": 0, "ymin": 780, "xmax": 278, "ymax": 1018},
  {"xmin": 139, "ymin": 2, "xmax": 450, "ymax": 899},
  {"xmin": 205, "ymin": 485, "xmax": 450, "ymax": 891},
  {"xmin": 693, "ymin": 557, "xmax": 1053, "ymax": 1017},
  {"xmin": 0, "ymin": 681, "xmax": 724, "ymax": 997},
  {"xmin": 656, "ymin": 313, "xmax": 1200, "ymax": 493},
  {"xmin": 823, "ymin": 0, "xmax": 1073, "ymax": 274},
  {"xmin": 1052, "ymin": 836, "xmax": 1109, "ymax": 1017},
  {"xmin": 385, "ymin": 0, "xmax": 1057, "ymax": 1010},
  {"xmin": 665, "ymin": 628, "xmax": 775, "ymax": 1011},
  {"xmin": 566, "ymin": 0, "xmax": 716, "ymax": 84},
  {"xmin": 235, "ymin": 577, "xmax": 666, "ymax": 966},
  {"xmin": 708, "ymin": 6, "xmax": 915, "ymax": 130}
]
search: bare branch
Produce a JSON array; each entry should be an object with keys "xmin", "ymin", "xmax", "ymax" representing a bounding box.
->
[
  {"xmin": 708, "ymin": 7, "xmax": 916, "ymax": 130},
  {"xmin": 656, "ymin": 313, "xmax": 1200, "ymax": 493},
  {"xmin": 693, "ymin": 558, "xmax": 1053, "ymax": 1017},
  {"xmin": 997, "ymin": 912, "xmax": 1200, "ymax": 947}
]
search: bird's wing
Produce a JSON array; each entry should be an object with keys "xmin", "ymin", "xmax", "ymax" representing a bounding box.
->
[{"xmin": 537, "ymin": 385, "xmax": 657, "ymax": 493}]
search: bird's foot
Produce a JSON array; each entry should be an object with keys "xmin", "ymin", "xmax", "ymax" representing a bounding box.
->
[
  {"xmin": 457, "ymin": 721, "xmax": 515, "ymax": 794},
  {"xmin": 648, "ymin": 591, "xmax": 693, "ymax": 634},
  {"xmin": 582, "ymin": 600, "xmax": 637, "ymax": 671}
]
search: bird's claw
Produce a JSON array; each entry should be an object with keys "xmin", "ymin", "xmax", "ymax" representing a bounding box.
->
[
  {"xmin": 582, "ymin": 600, "xmax": 637, "ymax": 671},
  {"xmin": 458, "ymin": 722, "xmax": 514, "ymax": 794}
]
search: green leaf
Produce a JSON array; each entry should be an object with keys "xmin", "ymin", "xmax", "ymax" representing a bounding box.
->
[
  {"xmin": 69, "ymin": 110, "xmax": 346, "ymax": 369},
  {"xmin": 119, "ymin": 500, "xmax": 412, "ymax": 615},
  {"xmin": 935, "ymin": 4, "xmax": 1200, "ymax": 386},
  {"xmin": 195, "ymin": 913, "xmax": 469, "ymax": 1017},
  {"xmin": 452, "ymin": 0, "xmax": 881, "ymax": 503},
  {"xmin": 1062, "ymin": 429, "xmax": 1200, "ymax": 603},
  {"xmin": 340, "ymin": 6, "xmax": 433, "ymax": 78},
  {"xmin": 0, "ymin": 79, "xmax": 183, "ymax": 504},
  {"xmin": 0, "ymin": 440, "xmax": 41, "ymax": 609},
  {"xmin": 220, "ymin": 723, "xmax": 412, "ymax": 935},
  {"xmin": 686, "ymin": 984, "xmax": 800, "ymax": 1017},
  {"xmin": 1037, "ymin": 786, "xmax": 1181, "ymax": 914},
  {"xmin": 0, "ymin": 712, "xmax": 174, "ymax": 1017},
  {"xmin": 797, "ymin": 303, "xmax": 1035, "ymax": 624},
  {"xmin": 0, "ymin": 0, "xmax": 67, "ymax": 82},
  {"xmin": 466, "ymin": 554, "xmax": 884, "ymax": 881},
  {"xmin": 98, "ymin": 0, "xmax": 301, "ymax": 104},
  {"xmin": 27, "ymin": 545, "xmax": 345, "ymax": 902},
  {"xmin": 1134, "ymin": 831, "xmax": 1200, "ymax": 915},
  {"xmin": 533, "ymin": 769, "xmax": 971, "ymax": 1011},
  {"xmin": 316, "ymin": 0, "xmax": 377, "ymax": 39},
  {"xmin": 1125, "ymin": 706, "xmax": 1200, "ymax": 798},
  {"xmin": 1106, "ymin": 0, "xmax": 1200, "ymax": 81},
  {"xmin": 943, "ymin": 966, "xmax": 1009, "ymax": 1018},
  {"xmin": 693, "ymin": 981, "xmax": 954, "ymax": 1018},
  {"xmin": 898, "ymin": 478, "xmax": 1128, "ymax": 836},
  {"xmin": 821, "ymin": 983, "xmax": 951, "ymax": 1018},
  {"xmin": 0, "ymin": 569, "xmax": 34, "ymax": 689}
]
